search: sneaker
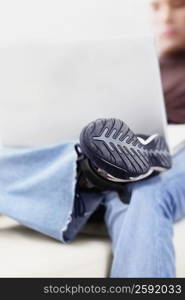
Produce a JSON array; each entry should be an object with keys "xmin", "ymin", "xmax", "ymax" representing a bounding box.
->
[
  {"xmin": 74, "ymin": 143, "xmax": 131, "ymax": 207},
  {"xmin": 79, "ymin": 118, "xmax": 172, "ymax": 183}
]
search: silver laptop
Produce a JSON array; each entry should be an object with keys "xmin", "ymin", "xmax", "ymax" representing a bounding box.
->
[{"xmin": 0, "ymin": 36, "xmax": 184, "ymax": 154}]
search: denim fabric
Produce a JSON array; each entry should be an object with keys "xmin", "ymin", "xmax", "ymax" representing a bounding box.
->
[
  {"xmin": 0, "ymin": 142, "xmax": 185, "ymax": 277},
  {"xmin": 103, "ymin": 147, "xmax": 185, "ymax": 277},
  {"xmin": 0, "ymin": 142, "xmax": 79, "ymax": 242}
]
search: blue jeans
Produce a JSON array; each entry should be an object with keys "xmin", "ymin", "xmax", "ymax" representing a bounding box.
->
[{"xmin": 0, "ymin": 142, "xmax": 185, "ymax": 277}]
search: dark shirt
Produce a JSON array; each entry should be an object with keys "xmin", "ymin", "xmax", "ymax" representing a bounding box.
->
[{"xmin": 159, "ymin": 51, "xmax": 185, "ymax": 124}]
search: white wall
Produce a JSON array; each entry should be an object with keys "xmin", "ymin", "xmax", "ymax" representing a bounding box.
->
[{"xmin": 0, "ymin": 0, "xmax": 151, "ymax": 42}]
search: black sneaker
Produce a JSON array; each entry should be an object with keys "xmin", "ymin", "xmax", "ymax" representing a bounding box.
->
[
  {"xmin": 74, "ymin": 143, "xmax": 131, "ymax": 204},
  {"xmin": 79, "ymin": 118, "xmax": 172, "ymax": 183}
]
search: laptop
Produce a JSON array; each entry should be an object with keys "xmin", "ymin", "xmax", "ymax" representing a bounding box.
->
[{"xmin": 0, "ymin": 36, "xmax": 184, "ymax": 155}]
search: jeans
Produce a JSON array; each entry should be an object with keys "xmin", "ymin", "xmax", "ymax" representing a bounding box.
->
[
  {"xmin": 104, "ymin": 147, "xmax": 185, "ymax": 277},
  {"xmin": 0, "ymin": 142, "xmax": 185, "ymax": 277}
]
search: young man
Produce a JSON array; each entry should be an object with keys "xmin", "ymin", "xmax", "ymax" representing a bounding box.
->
[
  {"xmin": 0, "ymin": 0, "xmax": 185, "ymax": 277},
  {"xmin": 151, "ymin": 0, "xmax": 185, "ymax": 123}
]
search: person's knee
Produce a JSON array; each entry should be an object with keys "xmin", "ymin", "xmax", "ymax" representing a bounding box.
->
[
  {"xmin": 135, "ymin": 177, "xmax": 178, "ymax": 222},
  {"xmin": 157, "ymin": 176, "xmax": 185, "ymax": 222},
  {"xmin": 130, "ymin": 178, "xmax": 174, "ymax": 220}
]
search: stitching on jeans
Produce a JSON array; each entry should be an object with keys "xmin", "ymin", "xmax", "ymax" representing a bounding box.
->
[{"xmin": 155, "ymin": 182, "xmax": 176, "ymax": 277}]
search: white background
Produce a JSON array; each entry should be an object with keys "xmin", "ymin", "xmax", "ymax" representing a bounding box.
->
[{"xmin": 0, "ymin": 0, "xmax": 151, "ymax": 42}]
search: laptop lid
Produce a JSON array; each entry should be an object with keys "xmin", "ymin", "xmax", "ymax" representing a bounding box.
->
[{"xmin": 0, "ymin": 36, "xmax": 168, "ymax": 147}]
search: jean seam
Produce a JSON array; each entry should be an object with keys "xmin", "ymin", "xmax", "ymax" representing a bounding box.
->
[
  {"xmin": 155, "ymin": 184, "xmax": 175, "ymax": 277},
  {"xmin": 155, "ymin": 187, "xmax": 164, "ymax": 277}
]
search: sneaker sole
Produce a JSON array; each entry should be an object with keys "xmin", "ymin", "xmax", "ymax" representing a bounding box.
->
[{"xmin": 80, "ymin": 118, "xmax": 171, "ymax": 181}]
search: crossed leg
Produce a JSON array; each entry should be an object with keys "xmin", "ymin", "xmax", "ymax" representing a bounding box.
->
[{"xmin": 104, "ymin": 148, "xmax": 185, "ymax": 277}]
